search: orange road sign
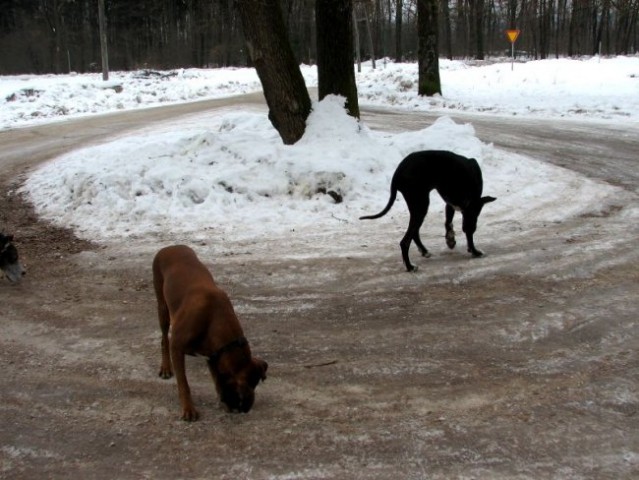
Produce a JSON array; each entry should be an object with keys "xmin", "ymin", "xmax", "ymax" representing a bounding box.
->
[{"xmin": 506, "ymin": 29, "xmax": 521, "ymax": 43}]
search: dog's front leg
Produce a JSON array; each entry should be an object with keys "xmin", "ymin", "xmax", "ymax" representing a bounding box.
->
[
  {"xmin": 170, "ymin": 343, "xmax": 199, "ymax": 421},
  {"xmin": 465, "ymin": 231, "xmax": 483, "ymax": 257}
]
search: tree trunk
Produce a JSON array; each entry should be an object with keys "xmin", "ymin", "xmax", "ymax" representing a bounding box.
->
[
  {"xmin": 417, "ymin": 0, "xmax": 441, "ymax": 96},
  {"xmin": 354, "ymin": 8, "xmax": 361, "ymax": 71},
  {"xmin": 316, "ymin": 0, "xmax": 360, "ymax": 118},
  {"xmin": 98, "ymin": 0, "xmax": 109, "ymax": 80},
  {"xmin": 441, "ymin": 0, "xmax": 453, "ymax": 59},
  {"xmin": 395, "ymin": 0, "xmax": 403, "ymax": 61},
  {"xmin": 468, "ymin": 0, "xmax": 485, "ymax": 59},
  {"xmin": 362, "ymin": 3, "xmax": 377, "ymax": 68},
  {"xmin": 456, "ymin": 0, "xmax": 468, "ymax": 56},
  {"xmin": 235, "ymin": 0, "xmax": 312, "ymax": 145}
]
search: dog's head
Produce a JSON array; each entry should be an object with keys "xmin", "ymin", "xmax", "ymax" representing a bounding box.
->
[
  {"xmin": 0, "ymin": 234, "xmax": 26, "ymax": 283},
  {"xmin": 462, "ymin": 196, "xmax": 496, "ymax": 234},
  {"xmin": 215, "ymin": 357, "xmax": 268, "ymax": 413}
]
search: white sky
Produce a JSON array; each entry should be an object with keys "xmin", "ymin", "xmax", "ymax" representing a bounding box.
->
[{"xmin": 4, "ymin": 56, "xmax": 638, "ymax": 275}]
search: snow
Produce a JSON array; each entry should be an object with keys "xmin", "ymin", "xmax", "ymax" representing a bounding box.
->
[
  {"xmin": 3, "ymin": 56, "xmax": 638, "ymax": 129},
  {"xmin": 4, "ymin": 56, "xmax": 638, "ymax": 258}
]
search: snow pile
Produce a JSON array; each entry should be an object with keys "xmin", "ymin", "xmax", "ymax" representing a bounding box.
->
[{"xmin": 22, "ymin": 96, "xmax": 622, "ymax": 246}]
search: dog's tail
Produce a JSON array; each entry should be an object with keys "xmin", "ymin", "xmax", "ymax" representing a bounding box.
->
[{"xmin": 359, "ymin": 184, "xmax": 398, "ymax": 220}]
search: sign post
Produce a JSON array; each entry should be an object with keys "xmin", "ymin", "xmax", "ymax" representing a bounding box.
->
[{"xmin": 506, "ymin": 29, "xmax": 520, "ymax": 71}]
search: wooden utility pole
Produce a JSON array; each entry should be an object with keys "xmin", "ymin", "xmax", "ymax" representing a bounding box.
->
[{"xmin": 98, "ymin": 0, "xmax": 109, "ymax": 81}]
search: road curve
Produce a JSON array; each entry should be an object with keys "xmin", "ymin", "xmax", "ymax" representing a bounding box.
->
[
  {"xmin": 0, "ymin": 92, "xmax": 267, "ymax": 174},
  {"xmin": 361, "ymin": 107, "xmax": 639, "ymax": 193}
]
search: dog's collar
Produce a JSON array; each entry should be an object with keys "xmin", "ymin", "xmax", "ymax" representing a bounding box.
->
[{"xmin": 208, "ymin": 336, "xmax": 248, "ymax": 364}]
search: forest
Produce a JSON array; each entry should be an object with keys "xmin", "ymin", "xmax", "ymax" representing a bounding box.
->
[{"xmin": 0, "ymin": 0, "xmax": 638, "ymax": 75}]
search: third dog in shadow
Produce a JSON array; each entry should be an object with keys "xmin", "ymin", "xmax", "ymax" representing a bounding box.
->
[
  {"xmin": 360, "ymin": 150, "xmax": 496, "ymax": 272},
  {"xmin": 0, "ymin": 233, "xmax": 26, "ymax": 283}
]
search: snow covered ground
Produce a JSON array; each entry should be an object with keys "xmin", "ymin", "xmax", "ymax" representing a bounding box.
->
[
  {"xmin": 4, "ymin": 56, "xmax": 638, "ymax": 256},
  {"xmin": 3, "ymin": 56, "xmax": 639, "ymax": 129}
]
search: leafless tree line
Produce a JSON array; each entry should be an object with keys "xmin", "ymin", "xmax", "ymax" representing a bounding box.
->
[{"xmin": 0, "ymin": 0, "xmax": 637, "ymax": 74}]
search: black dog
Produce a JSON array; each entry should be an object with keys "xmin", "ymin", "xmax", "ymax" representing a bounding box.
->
[
  {"xmin": 360, "ymin": 150, "xmax": 496, "ymax": 272},
  {"xmin": 0, "ymin": 233, "xmax": 26, "ymax": 283}
]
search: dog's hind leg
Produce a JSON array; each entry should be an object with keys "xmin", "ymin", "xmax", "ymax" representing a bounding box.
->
[
  {"xmin": 400, "ymin": 195, "xmax": 429, "ymax": 272},
  {"xmin": 157, "ymin": 300, "xmax": 173, "ymax": 379},
  {"xmin": 413, "ymin": 227, "xmax": 432, "ymax": 259},
  {"xmin": 153, "ymin": 272, "xmax": 173, "ymax": 379},
  {"xmin": 445, "ymin": 204, "xmax": 456, "ymax": 249}
]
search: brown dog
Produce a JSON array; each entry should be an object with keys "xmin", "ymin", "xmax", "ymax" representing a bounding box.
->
[{"xmin": 152, "ymin": 245, "xmax": 267, "ymax": 421}]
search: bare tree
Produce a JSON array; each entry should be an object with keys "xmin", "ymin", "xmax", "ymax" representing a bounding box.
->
[
  {"xmin": 468, "ymin": 0, "xmax": 485, "ymax": 59},
  {"xmin": 395, "ymin": 0, "xmax": 404, "ymax": 61},
  {"xmin": 417, "ymin": 0, "xmax": 441, "ymax": 96},
  {"xmin": 2, "ymin": 0, "xmax": 638, "ymax": 75},
  {"xmin": 616, "ymin": 0, "xmax": 639, "ymax": 54},
  {"xmin": 316, "ymin": 0, "xmax": 360, "ymax": 118},
  {"xmin": 440, "ymin": 0, "xmax": 453, "ymax": 59},
  {"xmin": 98, "ymin": 0, "xmax": 108, "ymax": 80},
  {"xmin": 235, "ymin": 0, "xmax": 312, "ymax": 144}
]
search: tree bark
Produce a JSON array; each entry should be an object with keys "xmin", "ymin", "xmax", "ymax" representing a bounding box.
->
[
  {"xmin": 417, "ymin": 0, "xmax": 442, "ymax": 96},
  {"xmin": 316, "ymin": 0, "xmax": 360, "ymax": 118},
  {"xmin": 235, "ymin": 0, "xmax": 312, "ymax": 144}
]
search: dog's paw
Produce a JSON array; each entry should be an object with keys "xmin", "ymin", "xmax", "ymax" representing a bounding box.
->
[
  {"xmin": 470, "ymin": 249, "xmax": 484, "ymax": 258},
  {"xmin": 158, "ymin": 367, "xmax": 173, "ymax": 379},
  {"xmin": 181, "ymin": 406, "xmax": 200, "ymax": 422},
  {"xmin": 446, "ymin": 232, "xmax": 456, "ymax": 249},
  {"xmin": 406, "ymin": 265, "xmax": 419, "ymax": 273}
]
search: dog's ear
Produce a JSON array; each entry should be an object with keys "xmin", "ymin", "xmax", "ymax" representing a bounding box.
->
[
  {"xmin": 248, "ymin": 358, "xmax": 268, "ymax": 387},
  {"xmin": 481, "ymin": 196, "xmax": 496, "ymax": 205},
  {"xmin": 246, "ymin": 358, "xmax": 268, "ymax": 388}
]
